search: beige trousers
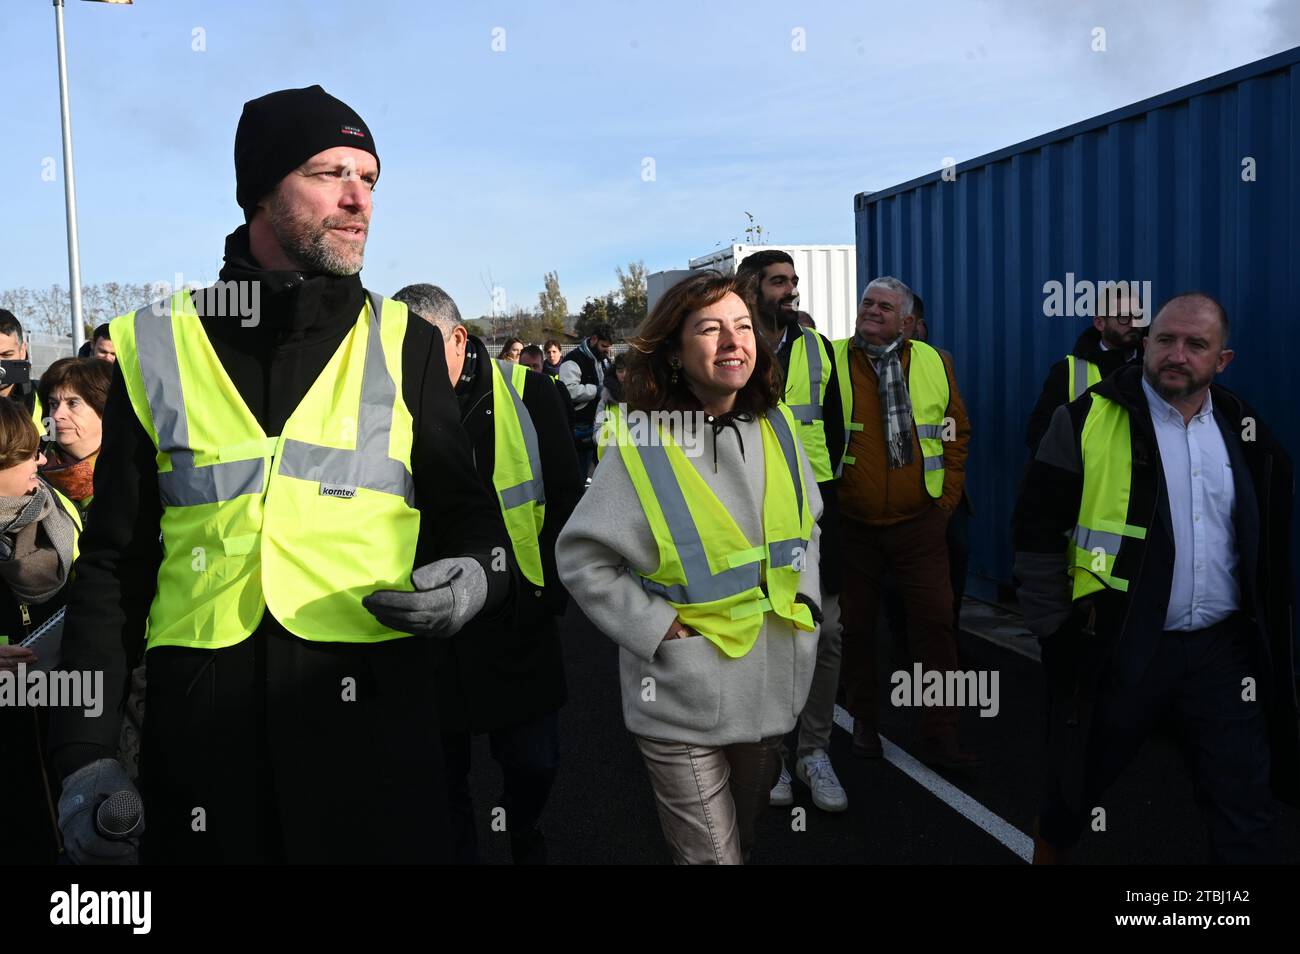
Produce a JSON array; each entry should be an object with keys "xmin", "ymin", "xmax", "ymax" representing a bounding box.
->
[{"xmin": 635, "ymin": 734, "xmax": 783, "ymax": 864}]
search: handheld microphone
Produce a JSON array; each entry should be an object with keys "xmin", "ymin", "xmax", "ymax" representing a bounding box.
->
[{"xmin": 94, "ymin": 790, "xmax": 144, "ymax": 840}]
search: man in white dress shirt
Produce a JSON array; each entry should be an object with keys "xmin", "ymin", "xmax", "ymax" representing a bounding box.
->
[{"xmin": 1013, "ymin": 292, "xmax": 1299, "ymax": 863}]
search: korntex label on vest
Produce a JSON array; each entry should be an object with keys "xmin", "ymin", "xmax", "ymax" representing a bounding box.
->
[
  {"xmin": 50, "ymin": 884, "xmax": 151, "ymax": 935},
  {"xmin": 319, "ymin": 483, "xmax": 357, "ymax": 499}
]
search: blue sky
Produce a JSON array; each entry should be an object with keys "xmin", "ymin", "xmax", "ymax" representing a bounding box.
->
[{"xmin": 4, "ymin": 0, "xmax": 1298, "ymax": 322}]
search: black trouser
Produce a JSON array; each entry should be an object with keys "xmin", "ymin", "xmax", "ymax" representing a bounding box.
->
[
  {"xmin": 141, "ymin": 626, "xmax": 450, "ymax": 864},
  {"xmin": 1040, "ymin": 613, "xmax": 1278, "ymax": 862},
  {"xmin": 442, "ymin": 710, "xmax": 560, "ymax": 864}
]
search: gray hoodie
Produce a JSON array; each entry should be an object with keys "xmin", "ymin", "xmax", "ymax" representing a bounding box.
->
[{"xmin": 556, "ymin": 412, "xmax": 823, "ymax": 746}]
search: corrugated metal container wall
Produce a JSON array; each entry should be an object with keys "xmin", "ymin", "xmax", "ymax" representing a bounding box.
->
[
  {"xmin": 689, "ymin": 244, "xmax": 858, "ymax": 339},
  {"xmin": 855, "ymin": 46, "xmax": 1300, "ymax": 605}
]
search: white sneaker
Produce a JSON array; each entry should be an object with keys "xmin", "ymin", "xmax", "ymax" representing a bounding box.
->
[
  {"xmin": 769, "ymin": 763, "xmax": 793, "ymax": 807},
  {"xmin": 796, "ymin": 749, "xmax": 848, "ymax": 812}
]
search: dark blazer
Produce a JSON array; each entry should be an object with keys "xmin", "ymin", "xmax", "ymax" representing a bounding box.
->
[
  {"xmin": 436, "ymin": 337, "xmax": 582, "ymax": 734},
  {"xmin": 1013, "ymin": 365, "xmax": 1299, "ymax": 815}
]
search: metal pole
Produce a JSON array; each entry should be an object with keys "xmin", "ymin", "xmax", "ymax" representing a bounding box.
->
[{"xmin": 54, "ymin": 0, "xmax": 85, "ymax": 354}]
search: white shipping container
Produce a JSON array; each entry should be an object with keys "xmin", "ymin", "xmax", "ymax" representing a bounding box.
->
[
  {"xmin": 687, "ymin": 244, "xmax": 857, "ymax": 340},
  {"xmin": 645, "ymin": 269, "xmax": 695, "ymax": 312}
]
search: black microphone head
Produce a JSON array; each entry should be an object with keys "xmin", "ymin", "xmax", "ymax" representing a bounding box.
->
[{"xmin": 95, "ymin": 790, "xmax": 144, "ymax": 839}]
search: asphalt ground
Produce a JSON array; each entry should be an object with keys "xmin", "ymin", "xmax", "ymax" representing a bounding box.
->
[{"xmin": 464, "ymin": 601, "xmax": 1300, "ymax": 865}]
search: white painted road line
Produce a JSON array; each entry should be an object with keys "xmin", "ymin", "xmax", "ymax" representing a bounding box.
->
[{"xmin": 832, "ymin": 704, "xmax": 1034, "ymax": 863}]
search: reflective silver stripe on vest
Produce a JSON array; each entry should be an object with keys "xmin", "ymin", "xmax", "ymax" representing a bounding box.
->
[
  {"xmin": 1073, "ymin": 525, "xmax": 1122, "ymax": 557},
  {"xmin": 768, "ymin": 537, "xmax": 808, "ymax": 569},
  {"xmin": 277, "ymin": 441, "xmax": 415, "ymax": 507},
  {"xmin": 787, "ymin": 328, "xmax": 825, "ymax": 423},
  {"xmin": 134, "ymin": 297, "xmax": 267, "ymax": 506},
  {"xmin": 923, "ymin": 455, "xmax": 944, "ymax": 472},
  {"xmin": 916, "ymin": 423, "xmax": 946, "ymax": 439},
  {"xmin": 137, "ymin": 291, "xmax": 413, "ymax": 507},
  {"xmin": 494, "ymin": 360, "xmax": 546, "ymax": 510},
  {"xmin": 636, "ymin": 411, "xmax": 807, "ymax": 604},
  {"xmin": 158, "ymin": 458, "xmax": 264, "ymax": 508},
  {"xmin": 635, "ymin": 440, "xmax": 761, "ymax": 604},
  {"xmin": 1072, "ymin": 357, "xmax": 1090, "ymax": 400},
  {"xmin": 275, "ymin": 291, "xmax": 414, "ymax": 504}
]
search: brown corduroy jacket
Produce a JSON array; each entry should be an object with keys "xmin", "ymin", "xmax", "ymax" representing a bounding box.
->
[{"xmin": 839, "ymin": 341, "xmax": 970, "ymax": 526}]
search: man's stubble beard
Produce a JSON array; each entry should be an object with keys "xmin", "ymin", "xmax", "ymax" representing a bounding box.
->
[
  {"xmin": 756, "ymin": 297, "xmax": 788, "ymax": 341},
  {"xmin": 1145, "ymin": 363, "xmax": 1212, "ymax": 401},
  {"xmin": 267, "ymin": 193, "xmax": 367, "ymax": 277}
]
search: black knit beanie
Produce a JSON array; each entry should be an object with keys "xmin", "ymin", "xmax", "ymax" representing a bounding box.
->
[{"xmin": 234, "ymin": 85, "xmax": 380, "ymax": 219}]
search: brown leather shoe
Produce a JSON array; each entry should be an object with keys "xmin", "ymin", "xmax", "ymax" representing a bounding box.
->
[
  {"xmin": 852, "ymin": 720, "xmax": 883, "ymax": 758},
  {"xmin": 916, "ymin": 736, "xmax": 982, "ymax": 771}
]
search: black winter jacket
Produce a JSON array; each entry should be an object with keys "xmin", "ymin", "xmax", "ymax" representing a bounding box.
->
[
  {"xmin": 1024, "ymin": 327, "xmax": 1142, "ymax": 452},
  {"xmin": 44, "ymin": 227, "xmax": 513, "ymax": 862},
  {"xmin": 436, "ymin": 337, "xmax": 582, "ymax": 733},
  {"xmin": 1012, "ymin": 365, "xmax": 1299, "ymax": 813}
]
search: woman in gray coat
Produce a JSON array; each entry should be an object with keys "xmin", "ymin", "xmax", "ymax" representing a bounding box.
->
[{"xmin": 557, "ymin": 272, "xmax": 823, "ymax": 864}]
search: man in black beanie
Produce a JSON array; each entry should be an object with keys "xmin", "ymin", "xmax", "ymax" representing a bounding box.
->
[{"xmin": 48, "ymin": 86, "xmax": 514, "ymax": 865}]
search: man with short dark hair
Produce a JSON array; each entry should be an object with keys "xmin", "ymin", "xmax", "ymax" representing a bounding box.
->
[
  {"xmin": 50, "ymin": 85, "xmax": 513, "ymax": 865},
  {"xmin": 559, "ymin": 322, "xmax": 613, "ymax": 477},
  {"xmin": 740, "ymin": 250, "xmax": 850, "ymax": 812},
  {"xmin": 1014, "ymin": 292, "xmax": 1298, "ymax": 863},
  {"xmin": 735, "ymin": 249, "xmax": 799, "ymax": 312},
  {"xmin": 519, "ymin": 344, "xmax": 545, "ymax": 373},
  {"xmin": 91, "ymin": 323, "xmax": 115, "ymax": 364},
  {"xmin": 1024, "ymin": 284, "xmax": 1144, "ymax": 452}
]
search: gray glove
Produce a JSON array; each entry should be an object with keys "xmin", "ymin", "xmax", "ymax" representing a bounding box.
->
[
  {"xmin": 363, "ymin": 557, "xmax": 489, "ymax": 638},
  {"xmin": 57, "ymin": 758, "xmax": 142, "ymax": 865}
]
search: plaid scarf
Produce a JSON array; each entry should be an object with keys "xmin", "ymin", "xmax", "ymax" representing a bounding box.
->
[{"xmin": 856, "ymin": 332, "xmax": 914, "ymax": 469}]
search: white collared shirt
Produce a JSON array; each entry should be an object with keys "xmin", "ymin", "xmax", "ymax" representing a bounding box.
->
[
  {"xmin": 1097, "ymin": 339, "xmax": 1137, "ymax": 360},
  {"xmin": 1140, "ymin": 376, "xmax": 1240, "ymax": 630}
]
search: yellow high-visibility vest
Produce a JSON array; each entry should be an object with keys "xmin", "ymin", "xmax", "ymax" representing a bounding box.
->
[
  {"xmin": 488, "ymin": 358, "xmax": 546, "ymax": 587},
  {"xmin": 1069, "ymin": 393, "xmax": 1148, "ymax": 599},
  {"xmin": 111, "ymin": 289, "xmax": 420, "ymax": 650},
  {"xmin": 32, "ymin": 391, "xmax": 45, "ymax": 438},
  {"xmin": 1066, "ymin": 355, "xmax": 1102, "ymax": 401},
  {"xmin": 831, "ymin": 338, "xmax": 950, "ymax": 496},
  {"xmin": 49, "ymin": 482, "xmax": 83, "ymax": 564},
  {"xmin": 612, "ymin": 402, "xmax": 816, "ymax": 659},
  {"xmin": 784, "ymin": 328, "xmax": 834, "ymax": 482}
]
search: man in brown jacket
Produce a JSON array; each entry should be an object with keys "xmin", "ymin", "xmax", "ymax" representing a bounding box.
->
[{"xmin": 838, "ymin": 277, "xmax": 978, "ymax": 769}]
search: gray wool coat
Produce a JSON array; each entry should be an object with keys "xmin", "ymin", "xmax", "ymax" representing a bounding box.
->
[{"xmin": 557, "ymin": 412, "xmax": 824, "ymax": 747}]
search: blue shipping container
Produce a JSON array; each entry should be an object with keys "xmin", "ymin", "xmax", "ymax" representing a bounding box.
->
[{"xmin": 855, "ymin": 45, "xmax": 1300, "ymax": 614}]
